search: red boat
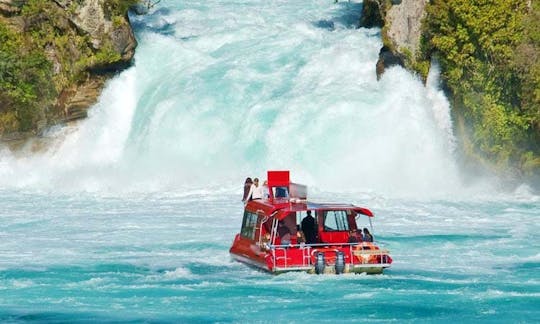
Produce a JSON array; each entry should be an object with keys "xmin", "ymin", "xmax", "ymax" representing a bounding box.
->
[{"xmin": 230, "ymin": 171, "xmax": 392, "ymax": 274}]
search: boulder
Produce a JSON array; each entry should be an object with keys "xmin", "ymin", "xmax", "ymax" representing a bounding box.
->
[{"xmin": 376, "ymin": 46, "xmax": 405, "ymax": 80}]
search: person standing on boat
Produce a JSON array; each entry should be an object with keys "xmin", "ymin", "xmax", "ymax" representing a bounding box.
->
[
  {"xmin": 262, "ymin": 180, "xmax": 270, "ymax": 199},
  {"xmin": 242, "ymin": 177, "xmax": 253, "ymax": 202},
  {"xmin": 301, "ymin": 211, "xmax": 318, "ymax": 244},
  {"xmin": 246, "ymin": 178, "xmax": 264, "ymax": 201}
]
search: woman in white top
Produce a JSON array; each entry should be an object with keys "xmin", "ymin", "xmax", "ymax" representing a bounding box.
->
[{"xmin": 247, "ymin": 178, "xmax": 265, "ymax": 200}]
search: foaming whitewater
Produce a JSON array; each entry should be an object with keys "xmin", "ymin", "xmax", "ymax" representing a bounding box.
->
[{"xmin": 0, "ymin": 0, "xmax": 469, "ymax": 197}]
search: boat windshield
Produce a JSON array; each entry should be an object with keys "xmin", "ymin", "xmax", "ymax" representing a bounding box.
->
[
  {"xmin": 323, "ymin": 210, "xmax": 350, "ymax": 231},
  {"xmin": 272, "ymin": 186, "xmax": 289, "ymax": 198}
]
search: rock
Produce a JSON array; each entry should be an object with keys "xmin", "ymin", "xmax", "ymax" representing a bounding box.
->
[
  {"xmin": 359, "ymin": 0, "xmax": 383, "ymax": 28},
  {"xmin": 385, "ymin": 0, "xmax": 428, "ymax": 59},
  {"xmin": 131, "ymin": 3, "xmax": 149, "ymax": 15},
  {"xmin": 58, "ymin": 78, "xmax": 104, "ymax": 122},
  {"xmin": 69, "ymin": 0, "xmax": 111, "ymax": 49},
  {"xmin": 0, "ymin": 0, "xmax": 26, "ymax": 16},
  {"xmin": 111, "ymin": 21, "xmax": 137, "ymax": 61},
  {"xmin": 361, "ymin": 0, "xmax": 428, "ymax": 80},
  {"xmin": 376, "ymin": 46, "xmax": 405, "ymax": 80}
]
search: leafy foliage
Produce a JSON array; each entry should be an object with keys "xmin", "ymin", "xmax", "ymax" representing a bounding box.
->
[
  {"xmin": 423, "ymin": 0, "xmax": 540, "ymax": 175},
  {"xmin": 0, "ymin": 23, "xmax": 54, "ymax": 132}
]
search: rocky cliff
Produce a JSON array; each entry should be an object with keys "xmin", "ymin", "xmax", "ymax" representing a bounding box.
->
[
  {"xmin": 362, "ymin": 0, "xmax": 429, "ymax": 80},
  {"xmin": 0, "ymin": 0, "xmax": 137, "ymax": 141}
]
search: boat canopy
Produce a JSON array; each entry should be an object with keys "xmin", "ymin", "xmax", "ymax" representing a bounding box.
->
[{"xmin": 272, "ymin": 205, "xmax": 373, "ymax": 220}]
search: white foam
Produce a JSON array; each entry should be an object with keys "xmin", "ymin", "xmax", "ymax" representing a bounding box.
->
[{"xmin": 0, "ymin": 0, "xmax": 522, "ymax": 199}]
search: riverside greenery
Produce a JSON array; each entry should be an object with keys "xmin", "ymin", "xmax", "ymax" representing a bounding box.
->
[
  {"xmin": 0, "ymin": 0, "xmax": 138, "ymax": 135},
  {"xmin": 420, "ymin": 0, "xmax": 540, "ymax": 176}
]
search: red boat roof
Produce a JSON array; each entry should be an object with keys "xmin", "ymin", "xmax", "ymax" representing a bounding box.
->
[{"xmin": 245, "ymin": 199, "xmax": 374, "ymax": 219}]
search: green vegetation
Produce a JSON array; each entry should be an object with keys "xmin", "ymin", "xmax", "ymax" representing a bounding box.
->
[
  {"xmin": 104, "ymin": 0, "xmax": 140, "ymax": 18},
  {"xmin": 0, "ymin": 0, "xmax": 138, "ymax": 137},
  {"xmin": 0, "ymin": 23, "xmax": 54, "ymax": 133},
  {"xmin": 422, "ymin": 0, "xmax": 540, "ymax": 176}
]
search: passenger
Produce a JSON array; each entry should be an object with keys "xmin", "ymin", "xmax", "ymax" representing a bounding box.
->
[
  {"xmin": 296, "ymin": 225, "xmax": 306, "ymax": 244},
  {"xmin": 262, "ymin": 180, "xmax": 270, "ymax": 199},
  {"xmin": 277, "ymin": 221, "xmax": 291, "ymax": 246},
  {"xmin": 301, "ymin": 210, "xmax": 317, "ymax": 244},
  {"xmin": 363, "ymin": 228, "xmax": 373, "ymax": 242},
  {"xmin": 242, "ymin": 177, "xmax": 253, "ymax": 202},
  {"xmin": 261, "ymin": 233, "xmax": 271, "ymax": 251},
  {"xmin": 348, "ymin": 229, "xmax": 361, "ymax": 243},
  {"xmin": 246, "ymin": 178, "xmax": 264, "ymax": 201}
]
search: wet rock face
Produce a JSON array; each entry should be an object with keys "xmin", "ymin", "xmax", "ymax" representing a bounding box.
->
[
  {"xmin": 376, "ymin": 46, "xmax": 405, "ymax": 80},
  {"xmin": 111, "ymin": 22, "xmax": 137, "ymax": 61}
]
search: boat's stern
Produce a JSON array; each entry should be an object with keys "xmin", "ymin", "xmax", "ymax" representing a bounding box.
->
[{"xmin": 267, "ymin": 243, "xmax": 392, "ymax": 274}]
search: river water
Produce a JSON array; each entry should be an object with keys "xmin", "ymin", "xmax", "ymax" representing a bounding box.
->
[{"xmin": 0, "ymin": 0, "xmax": 538, "ymax": 322}]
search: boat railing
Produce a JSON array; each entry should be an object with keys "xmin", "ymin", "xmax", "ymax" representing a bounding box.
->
[{"xmin": 269, "ymin": 242, "xmax": 391, "ymax": 269}]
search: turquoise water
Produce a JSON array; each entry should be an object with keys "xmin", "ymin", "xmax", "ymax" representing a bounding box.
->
[
  {"xmin": 0, "ymin": 191, "xmax": 538, "ymax": 322},
  {"xmin": 0, "ymin": 0, "xmax": 539, "ymax": 322}
]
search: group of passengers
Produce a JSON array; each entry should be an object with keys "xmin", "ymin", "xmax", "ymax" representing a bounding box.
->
[
  {"xmin": 274, "ymin": 214, "xmax": 313, "ymax": 246},
  {"xmin": 348, "ymin": 228, "xmax": 373, "ymax": 243},
  {"xmin": 275, "ymin": 211, "xmax": 374, "ymax": 246},
  {"xmin": 242, "ymin": 177, "xmax": 269, "ymax": 203}
]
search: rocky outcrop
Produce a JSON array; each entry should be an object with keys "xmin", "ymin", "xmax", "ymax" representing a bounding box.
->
[
  {"xmin": 375, "ymin": 46, "xmax": 404, "ymax": 80},
  {"xmin": 0, "ymin": 0, "xmax": 138, "ymax": 141},
  {"xmin": 359, "ymin": 0, "xmax": 383, "ymax": 28},
  {"xmin": 361, "ymin": 0, "xmax": 428, "ymax": 80},
  {"xmin": 384, "ymin": 0, "xmax": 427, "ymax": 60}
]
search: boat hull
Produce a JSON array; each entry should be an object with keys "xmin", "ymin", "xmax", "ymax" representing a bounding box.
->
[{"xmin": 230, "ymin": 245, "xmax": 392, "ymax": 275}]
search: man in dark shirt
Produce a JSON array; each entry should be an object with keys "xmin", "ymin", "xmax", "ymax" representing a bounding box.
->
[{"xmin": 301, "ymin": 211, "xmax": 317, "ymax": 244}]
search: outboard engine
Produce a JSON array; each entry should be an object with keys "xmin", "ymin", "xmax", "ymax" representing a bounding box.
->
[
  {"xmin": 335, "ymin": 251, "xmax": 345, "ymax": 274},
  {"xmin": 314, "ymin": 252, "xmax": 325, "ymax": 274}
]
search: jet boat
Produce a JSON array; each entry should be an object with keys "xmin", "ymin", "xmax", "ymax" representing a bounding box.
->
[{"xmin": 229, "ymin": 171, "xmax": 392, "ymax": 274}]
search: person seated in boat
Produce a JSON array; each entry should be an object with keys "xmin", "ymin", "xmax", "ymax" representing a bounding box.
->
[
  {"xmin": 247, "ymin": 178, "xmax": 264, "ymax": 201},
  {"xmin": 363, "ymin": 228, "xmax": 373, "ymax": 242},
  {"xmin": 261, "ymin": 233, "xmax": 271, "ymax": 251},
  {"xmin": 348, "ymin": 229, "xmax": 362, "ymax": 243},
  {"xmin": 301, "ymin": 210, "xmax": 317, "ymax": 244},
  {"xmin": 277, "ymin": 221, "xmax": 292, "ymax": 246},
  {"xmin": 296, "ymin": 225, "xmax": 306, "ymax": 245}
]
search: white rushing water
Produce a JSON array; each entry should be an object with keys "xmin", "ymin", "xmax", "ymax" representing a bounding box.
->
[{"xmin": 0, "ymin": 0, "xmax": 476, "ymax": 198}]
